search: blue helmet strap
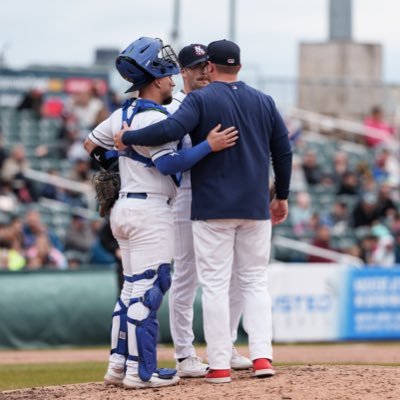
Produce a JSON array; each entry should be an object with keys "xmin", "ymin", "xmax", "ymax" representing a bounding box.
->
[
  {"xmin": 106, "ymin": 99, "xmax": 182, "ymax": 186},
  {"xmin": 121, "ymin": 98, "xmax": 170, "ymax": 128},
  {"xmin": 105, "ymin": 99, "xmax": 170, "ymax": 166}
]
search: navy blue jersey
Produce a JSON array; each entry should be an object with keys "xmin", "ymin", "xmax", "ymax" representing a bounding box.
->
[{"xmin": 170, "ymin": 81, "xmax": 292, "ymax": 220}]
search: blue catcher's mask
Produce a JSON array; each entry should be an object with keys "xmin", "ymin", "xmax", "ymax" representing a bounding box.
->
[{"xmin": 116, "ymin": 37, "xmax": 180, "ymax": 93}]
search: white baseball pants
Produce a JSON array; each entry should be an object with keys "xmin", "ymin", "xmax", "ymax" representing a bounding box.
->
[
  {"xmin": 169, "ymin": 190, "xmax": 245, "ymax": 359},
  {"xmin": 108, "ymin": 196, "xmax": 174, "ymax": 374},
  {"xmin": 193, "ymin": 219, "xmax": 273, "ymax": 369}
]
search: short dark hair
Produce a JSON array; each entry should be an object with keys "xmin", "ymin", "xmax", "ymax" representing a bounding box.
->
[{"xmin": 214, "ymin": 64, "xmax": 241, "ymax": 75}]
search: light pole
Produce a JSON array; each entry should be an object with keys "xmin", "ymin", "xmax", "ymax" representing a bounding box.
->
[
  {"xmin": 170, "ymin": 0, "xmax": 181, "ymax": 49},
  {"xmin": 229, "ymin": 0, "xmax": 236, "ymax": 42}
]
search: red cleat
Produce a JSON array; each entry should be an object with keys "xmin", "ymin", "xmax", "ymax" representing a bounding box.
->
[
  {"xmin": 252, "ymin": 358, "xmax": 275, "ymax": 377},
  {"xmin": 205, "ymin": 369, "xmax": 231, "ymax": 383}
]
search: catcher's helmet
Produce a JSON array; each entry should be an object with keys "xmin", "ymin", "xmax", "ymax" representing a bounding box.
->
[{"xmin": 116, "ymin": 37, "xmax": 179, "ymax": 93}]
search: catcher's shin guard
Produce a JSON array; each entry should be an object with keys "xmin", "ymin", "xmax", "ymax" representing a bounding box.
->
[
  {"xmin": 110, "ymin": 298, "xmax": 129, "ymax": 357},
  {"xmin": 127, "ymin": 264, "xmax": 175, "ymax": 382}
]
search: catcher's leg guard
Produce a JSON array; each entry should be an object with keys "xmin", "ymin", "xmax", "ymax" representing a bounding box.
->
[
  {"xmin": 127, "ymin": 264, "xmax": 175, "ymax": 382},
  {"xmin": 110, "ymin": 297, "xmax": 128, "ymax": 357}
]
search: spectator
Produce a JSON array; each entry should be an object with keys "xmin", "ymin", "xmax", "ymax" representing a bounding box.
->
[
  {"xmin": 22, "ymin": 208, "xmax": 63, "ymax": 251},
  {"xmin": 308, "ymin": 224, "xmax": 335, "ymax": 263},
  {"xmin": 88, "ymin": 239, "xmax": 116, "ymax": 265},
  {"xmin": 0, "ymin": 223, "xmax": 26, "ymax": 271},
  {"xmin": 68, "ymin": 158, "xmax": 91, "ymax": 184},
  {"xmin": 0, "ymin": 179, "xmax": 19, "ymax": 213},
  {"xmin": 64, "ymin": 214, "xmax": 95, "ymax": 253},
  {"xmin": 363, "ymin": 106, "xmax": 394, "ymax": 148},
  {"xmin": 289, "ymin": 155, "xmax": 307, "ymax": 192},
  {"xmin": 9, "ymin": 215, "xmax": 24, "ymax": 253},
  {"xmin": 337, "ymin": 171, "xmax": 359, "ymax": 196},
  {"xmin": 372, "ymin": 150, "xmax": 391, "ymax": 184},
  {"xmin": 351, "ymin": 192, "xmax": 381, "ymax": 228},
  {"xmin": 290, "ymin": 191, "xmax": 313, "ymax": 235},
  {"xmin": 26, "ymin": 234, "xmax": 67, "ymax": 270},
  {"xmin": 17, "ymin": 88, "xmax": 44, "ymax": 119},
  {"xmin": 369, "ymin": 223, "xmax": 395, "ymax": 267},
  {"xmin": 321, "ymin": 200, "xmax": 349, "ymax": 235},
  {"xmin": 372, "ymin": 148, "xmax": 399, "ymax": 186},
  {"xmin": 359, "ymin": 233, "xmax": 378, "ymax": 265},
  {"xmin": 64, "ymin": 86, "xmax": 109, "ymax": 131},
  {"xmin": 302, "ymin": 150, "xmax": 322, "ymax": 185},
  {"xmin": 65, "ymin": 159, "xmax": 91, "ymax": 207},
  {"xmin": 376, "ymin": 182, "xmax": 398, "ymax": 220},
  {"xmin": 332, "ymin": 151, "xmax": 350, "ymax": 186},
  {"xmin": 62, "ymin": 85, "xmax": 109, "ymax": 163},
  {"xmin": 1, "ymin": 144, "xmax": 37, "ymax": 203},
  {"xmin": 39, "ymin": 169, "xmax": 69, "ymax": 203}
]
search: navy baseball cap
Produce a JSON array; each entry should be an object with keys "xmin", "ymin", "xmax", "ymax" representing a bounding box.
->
[
  {"xmin": 207, "ymin": 39, "xmax": 241, "ymax": 66},
  {"xmin": 178, "ymin": 44, "xmax": 207, "ymax": 68}
]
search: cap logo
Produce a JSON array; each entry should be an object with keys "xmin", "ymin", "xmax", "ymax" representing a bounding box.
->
[
  {"xmin": 227, "ymin": 58, "xmax": 235, "ymax": 64},
  {"xmin": 194, "ymin": 45, "xmax": 206, "ymax": 56}
]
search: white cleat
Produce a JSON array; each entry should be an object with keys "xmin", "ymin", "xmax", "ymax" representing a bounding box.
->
[
  {"xmin": 230, "ymin": 347, "xmax": 252, "ymax": 370},
  {"xmin": 104, "ymin": 366, "xmax": 125, "ymax": 386},
  {"xmin": 176, "ymin": 356, "xmax": 209, "ymax": 378},
  {"xmin": 123, "ymin": 373, "xmax": 180, "ymax": 389}
]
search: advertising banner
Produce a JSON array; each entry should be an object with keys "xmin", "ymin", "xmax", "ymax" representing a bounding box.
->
[
  {"xmin": 343, "ymin": 268, "xmax": 400, "ymax": 340},
  {"xmin": 268, "ymin": 264, "xmax": 348, "ymax": 342}
]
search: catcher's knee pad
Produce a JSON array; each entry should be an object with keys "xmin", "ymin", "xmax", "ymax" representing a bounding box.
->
[
  {"xmin": 110, "ymin": 298, "xmax": 128, "ymax": 357},
  {"xmin": 157, "ymin": 263, "xmax": 172, "ymax": 294},
  {"xmin": 127, "ymin": 264, "xmax": 174, "ymax": 382}
]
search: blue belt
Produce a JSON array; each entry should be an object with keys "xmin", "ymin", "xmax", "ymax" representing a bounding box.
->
[
  {"xmin": 127, "ymin": 193, "xmax": 147, "ymax": 199},
  {"xmin": 123, "ymin": 192, "xmax": 172, "ymax": 205}
]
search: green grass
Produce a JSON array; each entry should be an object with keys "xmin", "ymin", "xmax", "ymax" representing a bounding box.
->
[{"xmin": 0, "ymin": 360, "xmax": 175, "ymax": 391}]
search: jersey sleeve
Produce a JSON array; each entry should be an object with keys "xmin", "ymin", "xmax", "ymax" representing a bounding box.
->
[
  {"xmin": 268, "ymin": 98, "xmax": 292, "ymax": 200},
  {"xmin": 169, "ymin": 91, "xmax": 201, "ymax": 133},
  {"xmin": 88, "ymin": 114, "xmax": 115, "ymax": 150}
]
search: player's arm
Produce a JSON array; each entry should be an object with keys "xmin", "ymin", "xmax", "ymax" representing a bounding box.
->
[
  {"xmin": 115, "ymin": 91, "xmax": 201, "ymax": 149},
  {"xmin": 118, "ymin": 118, "xmax": 186, "ymax": 148},
  {"xmin": 269, "ymin": 101, "xmax": 292, "ymax": 200},
  {"xmin": 268, "ymin": 100, "xmax": 292, "ymax": 225},
  {"xmin": 153, "ymin": 125, "xmax": 238, "ymax": 175},
  {"xmin": 84, "ymin": 138, "xmax": 118, "ymax": 170},
  {"xmin": 84, "ymin": 116, "xmax": 118, "ymax": 170}
]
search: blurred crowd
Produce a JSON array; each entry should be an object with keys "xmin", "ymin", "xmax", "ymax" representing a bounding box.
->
[
  {"xmin": 285, "ymin": 105, "xmax": 400, "ymax": 266},
  {"xmin": 0, "ymin": 88, "xmax": 399, "ymax": 270},
  {"xmin": 0, "ymin": 84, "xmax": 122, "ymax": 271}
]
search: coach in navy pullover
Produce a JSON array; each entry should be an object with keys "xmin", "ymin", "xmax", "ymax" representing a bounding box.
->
[{"xmin": 116, "ymin": 40, "xmax": 292, "ymax": 222}]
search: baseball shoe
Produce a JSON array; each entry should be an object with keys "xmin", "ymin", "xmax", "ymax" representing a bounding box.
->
[
  {"xmin": 252, "ymin": 358, "xmax": 275, "ymax": 378},
  {"xmin": 205, "ymin": 369, "xmax": 231, "ymax": 384},
  {"xmin": 123, "ymin": 373, "xmax": 180, "ymax": 389},
  {"xmin": 176, "ymin": 356, "xmax": 209, "ymax": 378},
  {"xmin": 104, "ymin": 366, "xmax": 125, "ymax": 386},
  {"xmin": 231, "ymin": 347, "xmax": 252, "ymax": 370}
]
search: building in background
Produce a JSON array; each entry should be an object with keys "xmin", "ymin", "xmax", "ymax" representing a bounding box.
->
[{"xmin": 297, "ymin": 0, "xmax": 395, "ymax": 117}]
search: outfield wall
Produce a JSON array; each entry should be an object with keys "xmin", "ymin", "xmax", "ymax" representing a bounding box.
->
[{"xmin": 0, "ymin": 265, "xmax": 399, "ymax": 349}]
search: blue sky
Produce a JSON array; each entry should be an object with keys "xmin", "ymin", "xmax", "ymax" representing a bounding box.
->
[{"xmin": 1, "ymin": 0, "xmax": 399, "ymax": 82}]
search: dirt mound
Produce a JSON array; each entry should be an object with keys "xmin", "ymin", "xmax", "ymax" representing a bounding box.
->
[{"xmin": 2, "ymin": 366, "xmax": 400, "ymax": 400}]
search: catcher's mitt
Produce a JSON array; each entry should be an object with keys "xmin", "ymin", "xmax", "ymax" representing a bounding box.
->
[{"xmin": 92, "ymin": 170, "xmax": 120, "ymax": 217}]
